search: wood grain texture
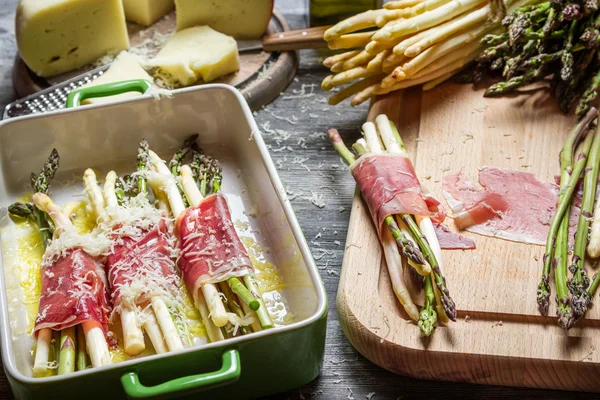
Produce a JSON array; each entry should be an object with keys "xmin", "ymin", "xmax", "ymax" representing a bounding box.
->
[
  {"xmin": 338, "ymin": 85, "xmax": 600, "ymax": 392},
  {"xmin": 2, "ymin": 0, "xmax": 600, "ymax": 398},
  {"xmin": 11, "ymin": 10, "xmax": 297, "ymax": 112},
  {"xmin": 262, "ymin": 25, "xmax": 329, "ymax": 51}
]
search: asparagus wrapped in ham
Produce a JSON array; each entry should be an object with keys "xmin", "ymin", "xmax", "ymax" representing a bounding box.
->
[
  {"xmin": 82, "ymin": 143, "xmax": 186, "ymax": 356},
  {"xmin": 145, "ymin": 140, "xmax": 273, "ymax": 340},
  {"xmin": 32, "ymin": 193, "xmax": 112, "ymax": 372},
  {"xmin": 10, "ymin": 150, "xmax": 111, "ymax": 375},
  {"xmin": 328, "ymin": 114, "xmax": 456, "ymax": 336}
]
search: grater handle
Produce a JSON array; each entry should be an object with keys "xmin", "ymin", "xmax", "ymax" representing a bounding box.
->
[
  {"xmin": 120, "ymin": 349, "xmax": 240, "ymax": 399},
  {"xmin": 66, "ymin": 79, "xmax": 153, "ymax": 108}
]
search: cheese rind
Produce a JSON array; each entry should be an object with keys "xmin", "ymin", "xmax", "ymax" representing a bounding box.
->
[
  {"xmin": 148, "ymin": 26, "xmax": 240, "ymax": 87},
  {"xmin": 122, "ymin": 0, "xmax": 174, "ymax": 26},
  {"xmin": 80, "ymin": 52, "xmax": 154, "ymax": 105},
  {"xmin": 16, "ymin": 0, "xmax": 129, "ymax": 77},
  {"xmin": 175, "ymin": 0, "xmax": 273, "ymax": 39}
]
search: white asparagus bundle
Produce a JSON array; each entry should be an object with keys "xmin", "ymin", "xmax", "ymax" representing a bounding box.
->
[{"xmin": 321, "ymin": 0, "xmax": 543, "ymax": 105}]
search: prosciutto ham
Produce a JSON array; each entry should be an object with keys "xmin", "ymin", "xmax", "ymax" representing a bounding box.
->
[
  {"xmin": 176, "ymin": 193, "xmax": 253, "ymax": 298},
  {"xmin": 106, "ymin": 220, "xmax": 180, "ymax": 313},
  {"xmin": 34, "ymin": 249, "xmax": 111, "ymax": 337},
  {"xmin": 350, "ymin": 153, "xmax": 445, "ymax": 238},
  {"xmin": 442, "ymin": 167, "xmax": 580, "ymax": 245},
  {"xmin": 434, "ymin": 224, "xmax": 477, "ymax": 250}
]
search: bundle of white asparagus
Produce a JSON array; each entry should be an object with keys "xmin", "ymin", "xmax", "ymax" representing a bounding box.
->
[{"xmin": 321, "ymin": 0, "xmax": 542, "ymax": 105}]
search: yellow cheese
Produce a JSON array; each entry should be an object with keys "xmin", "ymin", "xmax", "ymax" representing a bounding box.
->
[
  {"xmin": 175, "ymin": 0, "xmax": 273, "ymax": 39},
  {"xmin": 148, "ymin": 26, "xmax": 239, "ymax": 87},
  {"xmin": 16, "ymin": 0, "xmax": 129, "ymax": 77},
  {"xmin": 122, "ymin": 0, "xmax": 174, "ymax": 26},
  {"xmin": 80, "ymin": 52, "xmax": 153, "ymax": 105}
]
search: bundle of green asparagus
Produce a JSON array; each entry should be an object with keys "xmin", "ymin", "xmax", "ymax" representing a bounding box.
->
[
  {"xmin": 328, "ymin": 114, "xmax": 455, "ymax": 336},
  {"xmin": 477, "ymin": 0, "xmax": 600, "ymax": 116},
  {"xmin": 538, "ymin": 108, "xmax": 599, "ymax": 328},
  {"xmin": 321, "ymin": 0, "xmax": 543, "ymax": 105}
]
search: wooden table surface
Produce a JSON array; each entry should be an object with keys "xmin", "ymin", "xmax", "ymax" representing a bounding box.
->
[{"xmin": 0, "ymin": 1, "xmax": 597, "ymax": 399}]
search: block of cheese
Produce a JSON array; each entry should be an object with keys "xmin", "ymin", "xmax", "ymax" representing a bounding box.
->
[
  {"xmin": 148, "ymin": 26, "xmax": 239, "ymax": 87},
  {"xmin": 175, "ymin": 0, "xmax": 273, "ymax": 39},
  {"xmin": 16, "ymin": 0, "xmax": 129, "ymax": 77},
  {"xmin": 122, "ymin": 0, "xmax": 174, "ymax": 26},
  {"xmin": 80, "ymin": 52, "xmax": 153, "ymax": 105}
]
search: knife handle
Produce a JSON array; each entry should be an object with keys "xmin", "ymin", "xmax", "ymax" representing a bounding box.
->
[{"xmin": 262, "ymin": 26, "xmax": 330, "ymax": 52}]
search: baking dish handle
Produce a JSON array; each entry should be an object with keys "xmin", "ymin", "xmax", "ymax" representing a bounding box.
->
[
  {"xmin": 65, "ymin": 79, "xmax": 153, "ymax": 108},
  {"xmin": 120, "ymin": 349, "xmax": 241, "ymax": 399}
]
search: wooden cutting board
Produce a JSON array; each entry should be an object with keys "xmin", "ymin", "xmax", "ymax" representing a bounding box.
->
[
  {"xmin": 12, "ymin": 10, "xmax": 297, "ymax": 111},
  {"xmin": 337, "ymin": 83, "xmax": 600, "ymax": 392}
]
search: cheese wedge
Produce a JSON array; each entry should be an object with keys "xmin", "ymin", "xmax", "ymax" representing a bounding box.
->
[
  {"xmin": 175, "ymin": 0, "xmax": 273, "ymax": 39},
  {"xmin": 80, "ymin": 52, "xmax": 153, "ymax": 105},
  {"xmin": 148, "ymin": 26, "xmax": 239, "ymax": 87},
  {"xmin": 16, "ymin": 0, "xmax": 129, "ymax": 77},
  {"xmin": 122, "ymin": 0, "xmax": 174, "ymax": 26}
]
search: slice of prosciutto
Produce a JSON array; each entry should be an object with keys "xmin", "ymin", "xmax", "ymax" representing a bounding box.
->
[
  {"xmin": 442, "ymin": 167, "xmax": 579, "ymax": 245},
  {"xmin": 350, "ymin": 153, "xmax": 445, "ymax": 239},
  {"xmin": 106, "ymin": 220, "xmax": 180, "ymax": 313},
  {"xmin": 176, "ymin": 193, "xmax": 253, "ymax": 299},
  {"xmin": 34, "ymin": 249, "xmax": 111, "ymax": 337},
  {"xmin": 434, "ymin": 223, "xmax": 476, "ymax": 250}
]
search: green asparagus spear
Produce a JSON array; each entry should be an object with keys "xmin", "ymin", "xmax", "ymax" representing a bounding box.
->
[
  {"xmin": 137, "ymin": 139, "xmax": 149, "ymax": 195},
  {"xmin": 58, "ymin": 327, "xmax": 76, "ymax": 375},
  {"xmin": 538, "ymin": 110, "xmax": 597, "ymax": 315},
  {"xmin": 169, "ymin": 134, "xmax": 199, "ymax": 176},
  {"xmin": 418, "ymin": 274, "xmax": 437, "ymax": 337},
  {"xmin": 570, "ymin": 128, "xmax": 600, "ymax": 319},
  {"xmin": 400, "ymin": 214, "xmax": 457, "ymax": 321},
  {"xmin": 76, "ymin": 325, "xmax": 89, "ymax": 371}
]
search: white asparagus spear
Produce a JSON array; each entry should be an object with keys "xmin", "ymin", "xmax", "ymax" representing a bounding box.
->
[
  {"xmin": 83, "ymin": 170, "xmax": 107, "ymax": 224},
  {"xmin": 373, "ymin": 0, "xmax": 487, "ymax": 42},
  {"xmin": 362, "ymin": 122, "xmax": 385, "ymax": 154},
  {"xmin": 32, "ymin": 328, "xmax": 52, "ymax": 375},
  {"xmin": 382, "ymin": 228, "xmax": 420, "ymax": 320},
  {"xmin": 323, "ymin": 9, "xmax": 388, "ymax": 41},
  {"xmin": 141, "ymin": 307, "xmax": 168, "ymax": 354},
  {"xmin": 588, "ymin": 203, "xmax": 600, "ymax": 257},
  {"xmin": 32, "ymin": 193, "xmax": 112, "ymax": 368},
  {"xmin": 82, "ymin": 321, "xmax": 111, "ymax": 367},
  {"xmin": 147, "ymin": 151, "xmax": 230, "ymax": 328},
  {"xmin": 150, "ymin": 297, "xmax": 184, "ymax": 351}
]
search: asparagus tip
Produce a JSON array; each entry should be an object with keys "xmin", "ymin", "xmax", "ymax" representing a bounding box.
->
[
  {"xmin": 556, "ymin": 297, "xmax": 575, "ymax": 329},
  {"xmin": 537, "ymin": 276, "xmax": 550, "ymax": 316},
  {"xmin": 418, "ymin": 307, "xmax": 437, "ymax": 337},
  {"xmin": 327, "ymin": 128, "xmax": 342, "ymax": 143}
]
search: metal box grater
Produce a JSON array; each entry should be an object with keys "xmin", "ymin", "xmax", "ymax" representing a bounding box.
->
[{"xmin": 3, "ymin": 65, "xmax": 109, "ymax": 120}]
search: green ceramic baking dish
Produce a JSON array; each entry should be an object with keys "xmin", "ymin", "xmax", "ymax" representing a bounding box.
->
[{"xmin": 0, "ymin": 83, "xmax": 327, "ymax": 399}]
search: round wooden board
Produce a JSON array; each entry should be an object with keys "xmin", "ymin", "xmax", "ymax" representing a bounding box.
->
[{"xmin": 12, "ymin": 9, "xmax": 297, "ymax": 111}]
